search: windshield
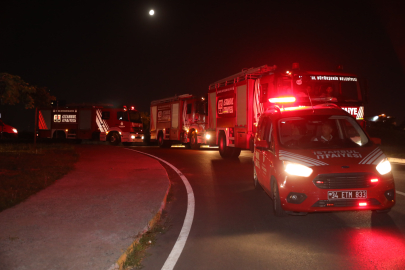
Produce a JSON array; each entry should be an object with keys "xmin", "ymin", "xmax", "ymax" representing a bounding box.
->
[
  {"xmin": 128, "ymin": 111, "xmax": 142, "ymax": 123},
  {"xmin": 292, "ymin": 74, "xmax": 362, "ymax": 103},
  {"xmin": 278, "ymin": 115, "xmax": 369, "ymax": 149}
]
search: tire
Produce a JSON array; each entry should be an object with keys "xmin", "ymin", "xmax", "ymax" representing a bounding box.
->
[
  {"xmin": 181, "ymin": 131, "xmax": 190, "ymax": 148},
  {"xmin": 158, "ymin": 132, "xmax": 171, "ymax": 148},
  {"xmin": 108, "ymin": 132, "xmax": 120, "ymax": 145},
  {"xmin": 272, "ymin": 180, "xmax": 286, "ymax": 217},
  {"xmin": 253, "ymin": 166, "xmax": 262, "ymax": 190},
  {"xmin": 190, "ymin": 131, "xmax": 200, "ymax": 150},
  {"xmin": 218, "ymin": 132, "xmax": 233, "ymax": 158}
]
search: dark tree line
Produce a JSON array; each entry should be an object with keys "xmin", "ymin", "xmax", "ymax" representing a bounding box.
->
[{"xmin": 0, "ymin": 73, "xmax": 55, "ymax": 109}]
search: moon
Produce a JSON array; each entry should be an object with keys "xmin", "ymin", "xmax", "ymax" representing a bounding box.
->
[{"xmin": 149, "ymin": 10, "xmax": 154, "ymax": 16}]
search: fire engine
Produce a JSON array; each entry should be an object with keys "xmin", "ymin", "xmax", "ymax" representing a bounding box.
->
[
  {"xmin": 207, "ymin": 63, "xmax": 367, "ymax": 158},
  {"xmin": 151, "ymin": 63, "xmax": 367, "ymax": 158},
  {"xmin": 37, "ymin": 105, "xmax": 144, "ymax": 145},
  {"xmin": 150, "ymin": 94, "xmax": 208, "ymax": 148}
]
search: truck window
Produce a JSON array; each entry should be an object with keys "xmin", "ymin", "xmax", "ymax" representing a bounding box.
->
[
  {"xmin": 258, "ymin": 117, "xmax": 269, "ymax": 140},
  {"xmin": 340, "ymin": 81, "xmax": 361, "ymax": 102},
  {"xmin": 117, "ymin": 111, "xmax": 128, "ymax": 121},
  {"xmin": 277, "ymin": 76, "xmax": 293, "ymax": 96},
  {"xmin": 128, "ymin": 111, "xmax": 142, "ymax": 123},
  {"xmin": 102, "ymin": 112, "xmax": 110, "ymax": 120},
  {"xmin": 196, "ymin": 100, "xmax": 207, "ymax": 115}
]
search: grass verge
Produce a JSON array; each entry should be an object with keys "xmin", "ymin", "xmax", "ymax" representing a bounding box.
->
[
  {"xmin": 121, "ymin": 211, "xmax": 171, "ymax": 269},
  {"xmin": 0, "ymin": 143, "xmax": 79, "ymax": 212}
]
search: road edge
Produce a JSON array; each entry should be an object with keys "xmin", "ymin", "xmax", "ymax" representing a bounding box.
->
[{"xmin": 107, "ymin": 157, "xmax": 171, "ymax": 270}]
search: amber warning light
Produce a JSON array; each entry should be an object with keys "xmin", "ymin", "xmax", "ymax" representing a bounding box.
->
[{"xmin": 269, "ymin": 97, "xmax": 296, "ymax": 103}]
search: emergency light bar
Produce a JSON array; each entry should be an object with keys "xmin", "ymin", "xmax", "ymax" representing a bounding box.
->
[{"xmin": 269, "ymin": 97, "xmax": 296, "ymax": 103}]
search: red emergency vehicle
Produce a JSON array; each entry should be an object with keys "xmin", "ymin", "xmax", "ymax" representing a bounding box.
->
[
  {"xmin": 207, "ymin": 63, "xmax": 367, "ymax": 158},
  {"xmin": 150, "ymin": 94, "xmax": 207, "ymax": 148},
  {"xmin": 37, "ymin": 105, "xmax": 144, "ymax": 144},
  {"xmin": 0, "ymin": 119, "xmax": 18, "ymax": 138},
  {"xmin": 253, "ymin": 104, "xmax": 395, "ymax": 216}
]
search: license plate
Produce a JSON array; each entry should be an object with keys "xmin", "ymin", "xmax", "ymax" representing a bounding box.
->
[{"xmin": 328, "ymin": 190, "xmax": 367, "ymax": 200}]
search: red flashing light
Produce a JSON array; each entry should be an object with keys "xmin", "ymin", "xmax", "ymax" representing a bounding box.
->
[
  {"xmin": 269, "ymin": 97, "xmax": 296, "ymax": 103},
  {"xmin": 123, "ymin": 105, "xmax": 127, "ymax": 111},
  {"xmin": 359, "ymin": 202, "xmax": 367, "ymax": 206},
  {"xmin": 292, "ymin": 63, "xmax": 300, "ymax": 70},
  {"xmin": 131, "ymin": 106, "xmax": 135, "ymax": 110},
  {"xmin": 370, "ymin": 178, "xmax": 378, "ymax": 183}
]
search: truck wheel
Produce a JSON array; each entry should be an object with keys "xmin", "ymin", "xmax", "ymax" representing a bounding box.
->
[
  {"xmin": 158, "ymin": 132, "xmax": 171, "ymax": 148},
  {"xmin": 253, "ymin": 166, "xmax": 262, "ymax": 190},
  {"xmin": 218, "ymin": 132, "xmax": 233, "ymax": 158},
  {"xmin": 190, "ymin": 131, "xmax": 200, "ymax": 150},
  {"xmin": 272, "ymin": 180, "xmax": 286, "ymax": 217},
  {"xmin": 108, "ymin": 132, "xmax": 120, "ymax": 145},
  {"xmin": 181, "ymin": 131, "xmax": 190, "ymax": 148}
]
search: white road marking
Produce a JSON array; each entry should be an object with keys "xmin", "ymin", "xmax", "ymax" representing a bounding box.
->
[
  {"xmin": 127, "ymin": 149, "xmax": 195, "ymax": 270},
  {"xmin": 396, "ymin": 190, "xmax": 405, "ymax": 196}
]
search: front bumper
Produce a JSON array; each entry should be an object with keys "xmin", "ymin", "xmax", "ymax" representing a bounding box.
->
[
  {"xmin": 122, "ymin": 132, "xmax": 144, "ymax": 143},
  {"xmin": 278, "ymin": 172, "xmax": 396, "ymax": 213}
]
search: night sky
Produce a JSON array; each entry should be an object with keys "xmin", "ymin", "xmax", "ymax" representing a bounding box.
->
[{"xmin": 1, "ymin": 0, "xmax": 405, "ymax": 131}]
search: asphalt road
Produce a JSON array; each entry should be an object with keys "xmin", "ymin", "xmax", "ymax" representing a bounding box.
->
[{"xmin": 127, "ymin": 146, "xmax": 405, "ymax": 270}]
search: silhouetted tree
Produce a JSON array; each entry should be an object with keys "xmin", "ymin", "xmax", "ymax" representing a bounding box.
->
[{"xmin": 0, "ymin": 73, "xmax": 55, "ymax": 108}]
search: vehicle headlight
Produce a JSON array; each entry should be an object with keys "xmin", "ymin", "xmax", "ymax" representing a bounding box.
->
[
  {"xmin": 376, "ymin": 158, "xmax": 391, "ymax": 175},
  {"xmin": 284, "ymin": 161, "xmax": 313, "ymax": 177},
  {"xmin": 142, "ymin": 136, "xmax": 144, "ymax": 140},
  {"xmin": 12, "ymin": 128, "xmax": 18, "ymax": 133},
  {"xmin": 131, "ymin": 135, "xmax": 135, "ymax": 139}
]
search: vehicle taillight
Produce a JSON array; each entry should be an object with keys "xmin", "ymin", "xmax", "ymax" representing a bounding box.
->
[
  {"xmin": 359, "ymin": 202, "xmax": 367, "ymax": 206},
  {"xmin": 370, "ymin": 178, "xmax": 378, "ymax": 183}
]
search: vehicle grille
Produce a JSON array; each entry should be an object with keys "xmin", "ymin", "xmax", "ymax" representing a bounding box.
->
[
  {"xmin": 312, "ymin": 198, "xmax": 380, "ymax": 208},
  {"xmin": 313, "ymin": 173, "xmax": 375, "ymax": 189}
]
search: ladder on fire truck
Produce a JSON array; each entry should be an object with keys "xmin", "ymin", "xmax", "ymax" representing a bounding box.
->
[{"xmin": 208, "ymin": 64, "xmax": 277, "ymax": 90}]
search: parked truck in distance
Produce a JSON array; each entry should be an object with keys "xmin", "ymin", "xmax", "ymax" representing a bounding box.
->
[
  {"xmin": 150, "ymin": 94, "xmax": 209, "ymax": 148},
  {"xmin": 37, "ymin": 105, "xmax": 144, "ymax": 145}
]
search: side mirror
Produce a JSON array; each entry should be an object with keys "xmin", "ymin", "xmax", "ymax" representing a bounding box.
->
[
  {"xmin": 256, "ymin": 140, "xmax": 269, "ymax": 150},
  {"xmin": 371, "ymin": 137, "xmax": 381, "ymax": 145}
]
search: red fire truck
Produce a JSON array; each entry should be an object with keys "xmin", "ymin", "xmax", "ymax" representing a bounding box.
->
[
  {"xmin": 206, "ymin": 63, "xmax": 367, "ymax": 158},
  {"xmin": 151, "ymin": 63, "xmax": 367, "ymax": 158},
  {"xmin": 150, "ymin": 94, "xmax": 208, "ymax": 148},
  {"xmin": 37, "ymin": 105, "xmax": 144, "ymax": 145}
]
